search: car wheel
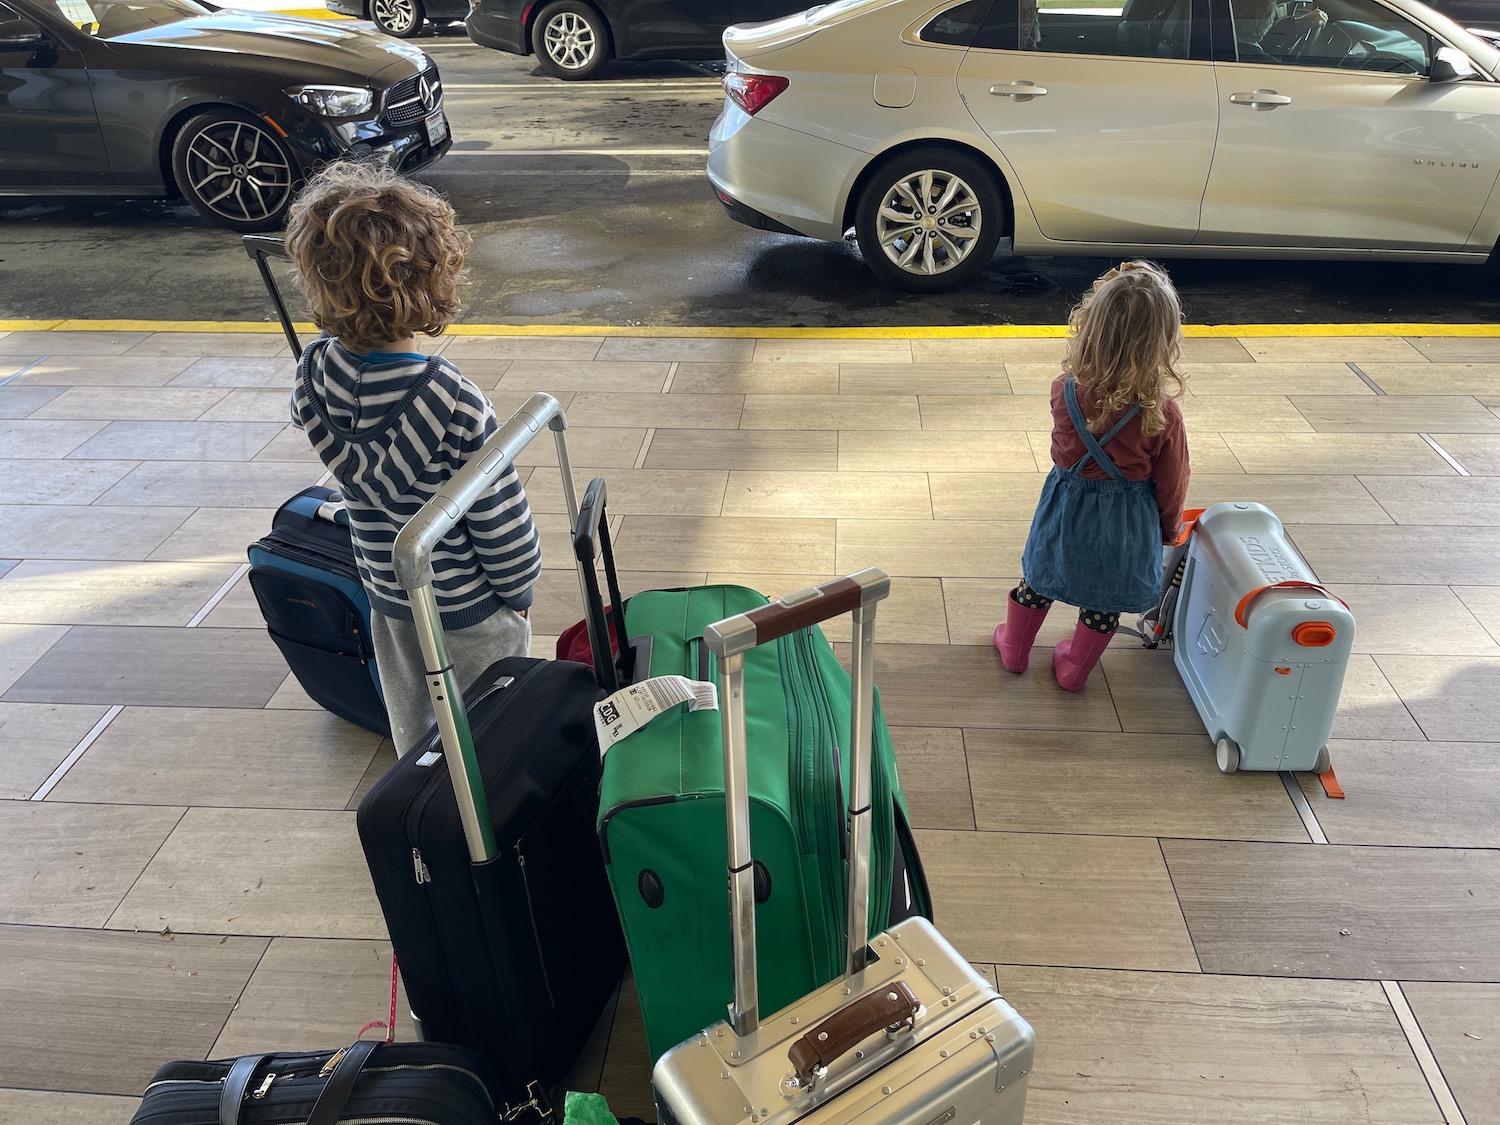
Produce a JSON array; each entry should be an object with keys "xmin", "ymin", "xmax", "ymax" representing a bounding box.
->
[
  {"xmin": 370, "ymin": 0, "xmax": 425, "ymax": 38},
  {"xmin": 530, "ymin": 0, "xmax": 611, "ymax": 80},
  {"xmin": 854, "ymin": 148, "xmax": 1004, "ymax": 292},
  {"xmin": 170, "ymin": 110, "xmax": 299, "ymax": 234}
]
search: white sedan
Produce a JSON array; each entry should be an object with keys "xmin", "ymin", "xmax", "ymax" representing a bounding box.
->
[{"xmin": 706, "ymin": 0, "xmax": 1500, "ymax": 290}]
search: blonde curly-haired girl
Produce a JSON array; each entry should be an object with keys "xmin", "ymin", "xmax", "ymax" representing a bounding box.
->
[{"xmin": 995, "ymin": 260, "xmax": 1191, "ymax": 691}]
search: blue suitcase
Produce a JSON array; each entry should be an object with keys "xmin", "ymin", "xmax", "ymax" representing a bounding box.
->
[{"xmin": 247, "ymin": 486, "xmax": 390, "ymax": 736}]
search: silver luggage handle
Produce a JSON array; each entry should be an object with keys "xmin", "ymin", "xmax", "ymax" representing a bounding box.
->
[
  {"xmin": 392, "ymin": 392, "xmax": 588, "ymax": 867},
  {"xmin": 703, "ymin": 568, "xmax": 892, "ymax": 1037}
]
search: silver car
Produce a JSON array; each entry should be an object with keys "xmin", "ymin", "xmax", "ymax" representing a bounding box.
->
[{"xmin": 707, "ymin": 0, "xmax": 1500, "ymax": 290}]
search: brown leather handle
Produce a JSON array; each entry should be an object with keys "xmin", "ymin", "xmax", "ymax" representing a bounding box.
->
[
  {"xmin": 742, "ymin": 576, "xmax": 863, "ymax": 646},
  {"xmin": 787, "ymin": 980, "xmax": 920, "ymax": 1082}
]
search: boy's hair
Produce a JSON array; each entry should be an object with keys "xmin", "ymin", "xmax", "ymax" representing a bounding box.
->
[
  {"xmin": 1063, "ymin": 259, "xmax": 1185, "ymax": 438},
  {"xmin": 285, "ymin": 161, "xmax": 471, "ymax": 354}
]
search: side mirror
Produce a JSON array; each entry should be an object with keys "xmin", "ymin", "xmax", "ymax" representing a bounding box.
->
[
  {"xmin": 0, "ymin": 16, "xmax": 44, "ymax": 47},
  {"xmin": 1430, "ymin": 45, "xmax": 1477, "ymax": 83}
]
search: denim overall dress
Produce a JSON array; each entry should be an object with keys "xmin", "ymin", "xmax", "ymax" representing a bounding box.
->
[{"xmin": 1020, "ymin": 377, "xmax": 1161, "ymax": 613}]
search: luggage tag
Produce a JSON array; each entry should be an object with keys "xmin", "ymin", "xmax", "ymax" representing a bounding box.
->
[{"xmin": 594, "ymin": 676, "xmax": 718, "ymax": 755}]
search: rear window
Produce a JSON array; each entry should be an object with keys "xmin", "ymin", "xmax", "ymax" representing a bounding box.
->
[{"xmin": 919, "ymin": 0, "xmax": 995, "ymax": 45}]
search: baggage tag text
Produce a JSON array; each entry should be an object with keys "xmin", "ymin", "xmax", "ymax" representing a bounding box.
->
[{"xmin": 594, "ymin": 675, "xmax": 719, "ymax": 754}]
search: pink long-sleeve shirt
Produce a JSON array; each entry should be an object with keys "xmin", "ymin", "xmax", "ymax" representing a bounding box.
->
[{"xmin": 1048, "ymin": 378, "xmax": 1191, "ymax": 544}]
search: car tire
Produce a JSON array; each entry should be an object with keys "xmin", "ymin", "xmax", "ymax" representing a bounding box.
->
[
  {"xmin": 170, "ymin": 110, "xmax": 300, "ymax": 234},
  {"xmin": 854, "ymin": 148, "xmax": 1004, "ymax": 292},
  {"xmin": 530, "ymin": 0, "xmax": 611, "ymax": 80},
  {"xmin": 370, "ymin": 0, "xmax": 425, "ymax": 38}
]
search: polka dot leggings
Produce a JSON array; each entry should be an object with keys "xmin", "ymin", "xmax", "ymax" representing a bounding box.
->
[{"xmin": 1015, "ymin": 581, "xmax": 1119, "ymax": 634}]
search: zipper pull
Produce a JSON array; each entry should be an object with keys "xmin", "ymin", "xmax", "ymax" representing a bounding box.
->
[
  {"xmin": 319, "ymin": 1048, "xmax": 347, "ymax": 1077},
  {"xmin": 412, "ymin": 848, "xmax": 431, "ymax": 885},
  {"xmin": 251, "ymin": 1073, "xmax": 278, "ymax": 1099}
]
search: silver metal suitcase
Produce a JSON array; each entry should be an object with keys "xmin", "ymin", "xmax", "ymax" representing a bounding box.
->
[{"xmin": 654, "ymin": 569, "xmax": 1036, "ymax": 1125}]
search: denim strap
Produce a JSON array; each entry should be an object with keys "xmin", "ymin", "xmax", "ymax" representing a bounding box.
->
[{"xmin": 1063, "ymin": 377, "xmax": 1140, "ymax": 481}]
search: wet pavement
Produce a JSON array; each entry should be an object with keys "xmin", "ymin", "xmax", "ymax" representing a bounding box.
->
[{"xmin": 3, "ymin": 32, "xmax": 1498, "ymax": 327}]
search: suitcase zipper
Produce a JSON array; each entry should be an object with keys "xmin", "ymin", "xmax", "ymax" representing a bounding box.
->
[
  {"xmin": 400, "ymin": 660, "xmax": 545, "ymax": 884},
  {"xmin": 515, "ymin": 847, "xmax": 557, "ymax": 1009}
]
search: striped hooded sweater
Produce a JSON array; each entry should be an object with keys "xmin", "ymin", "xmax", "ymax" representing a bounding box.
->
[{"xmin": 291, "ymin": 338, "xmax": 540, "ymax": 628}]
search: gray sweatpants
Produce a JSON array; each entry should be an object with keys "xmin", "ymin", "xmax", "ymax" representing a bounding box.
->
[{"xmin": 369, "ymin": 606, "xmax": 532, "ymax": 757}]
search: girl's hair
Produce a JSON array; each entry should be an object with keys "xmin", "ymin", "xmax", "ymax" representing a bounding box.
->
[
  {"xmin": 1062, "ymin": 259, "xmax": 1185, "ymax": 438},
  {"xmin": 285, "ymin": 161, "xmax": 471, "ymax": 353}
]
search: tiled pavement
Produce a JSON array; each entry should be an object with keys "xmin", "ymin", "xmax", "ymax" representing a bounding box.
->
[{"xmin": 1, "ymin": 326, "xmax": 1498, "ymax": 1125}]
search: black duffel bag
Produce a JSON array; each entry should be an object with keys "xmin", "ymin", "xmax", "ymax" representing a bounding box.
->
[{"xmin": 130, "ymin": 1039, "xmax": 505, "ymax": 1125}]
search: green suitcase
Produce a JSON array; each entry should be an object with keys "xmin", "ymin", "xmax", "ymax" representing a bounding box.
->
[{"xmin": 590, "ymin": 576, "xmax": 930, "ymax": 1062}]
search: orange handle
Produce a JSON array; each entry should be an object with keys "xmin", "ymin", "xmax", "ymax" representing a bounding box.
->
[
  {"xmin": 1234, "ymin": 581, "xmax": 1349, "ymax": 629},
  {"xmin": 1171, "ymin": 508, "xmax": 1206, "ymax": 547}
]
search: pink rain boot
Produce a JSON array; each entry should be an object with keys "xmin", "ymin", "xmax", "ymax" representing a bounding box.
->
[
  {"xmin": 1052, "ymin": 620, "xmax": 1115, "ymax": 691},
  {"xmin": 993, "ymin": 588, "xmax": 1050, "ymax": 674}
]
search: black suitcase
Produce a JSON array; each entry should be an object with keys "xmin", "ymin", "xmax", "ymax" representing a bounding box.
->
[
  {"xmin": 130, "ymin": 1039, "xmax": 501, "ymax": 1125},
  {"xmin": 248, "ymin": 486, "xmax": 390, "ymax": 737},
  {"xmin": 356, "ymin": 392, "xmax": 626, "ymax": 1122}
]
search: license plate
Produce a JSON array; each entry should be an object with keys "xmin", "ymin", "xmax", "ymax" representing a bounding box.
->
[{"xmin": 425, "ymin": 110, "xmax": 448, "ymax": 147}]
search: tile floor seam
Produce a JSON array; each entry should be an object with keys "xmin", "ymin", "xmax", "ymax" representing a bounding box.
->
[
  {"xmin": 1367, "ymin": 654, "xmax": 1437, "ymax": 743},
  {"xmin": 1381, "ymin": 979, "xmax": 1471, "ymax": 1125},
  {"xmin": 1348, "ymin": 362, "xmax": 1389, "ymax": 395},
  {"xmin": 209, "ymin": 936, "xmax": 277, "ymax": 1061},
  {"xmin": 958, "ymin": 729, "xmax": 979, "ymax": 832},
  {"xmin": 631, "ymin": 429, "xmax": 655, "ymax": 470},
  {"xmin": 659, "ymin": 362, "xmax": 677, "ymax": 394},
  {"xmin": 1158, "ymin": 839, "xmax": 1202, "ymax": 974},
  {"xmin": 99, "ymin": 804, "xmax": 190, "ymax": 933}
]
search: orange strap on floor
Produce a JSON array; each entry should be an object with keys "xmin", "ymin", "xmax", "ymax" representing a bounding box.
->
[
  {"xmin": 1318, "ymin": 765, "xmax": 1345, "ymax": 799},
  {"xmin": 1235, "ymin": 581, "xmax": 1350, "ymax": 628}
]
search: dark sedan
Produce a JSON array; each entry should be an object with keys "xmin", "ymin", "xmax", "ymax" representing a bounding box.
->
[
  {"xmin": 466, "ymin": 0, "xmax": 810, "ymax": 80},
  {"xmin": 0, "ymin": 0, "xmax": 451, "ymax": 231}
]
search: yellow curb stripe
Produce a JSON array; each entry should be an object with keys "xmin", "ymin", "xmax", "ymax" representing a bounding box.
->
[{"xmin": 5, "ymin": 319, "xmax": 1500, "ymax": 339}]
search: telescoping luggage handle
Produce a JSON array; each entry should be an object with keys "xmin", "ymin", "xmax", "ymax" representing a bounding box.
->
[
  {"xmin": 241, "ymin": 235, "xmax": 303, "ymax": 360},
  {"xmin": 392, "ymin": 392, "xmax": 591, "ymax": 867},
  {"xmin": 703, "ymin": 568, "xmax": 892, "ymax": 1038}
]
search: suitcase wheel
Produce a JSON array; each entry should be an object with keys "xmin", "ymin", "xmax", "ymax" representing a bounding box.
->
[
  {"xmin": 1215, "ymin": 738, "xmax": 1240, "ymax": 775},
  {"xmin": 1314, "ymin": 745, "xmax": 1331, "ymax": 775}
]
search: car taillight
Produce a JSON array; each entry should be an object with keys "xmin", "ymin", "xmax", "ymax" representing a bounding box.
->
[{"xmin": 723, "ymin": 72, "xmax": 788, "ymax": 116}]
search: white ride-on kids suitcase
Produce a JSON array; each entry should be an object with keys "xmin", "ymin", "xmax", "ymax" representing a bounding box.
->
[{"xmin": 1140, "ymin": 502, "xmax": 1355, "ymax": 776}]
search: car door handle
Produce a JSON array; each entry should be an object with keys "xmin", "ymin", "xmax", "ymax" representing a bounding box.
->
[
  {"xmin": 1229, "ymin": 89, "xmax": 1292, "ymax": 110},
  {"xmin": 990, "ymin": 81, "xmax": 1048, "ymax": 100}
]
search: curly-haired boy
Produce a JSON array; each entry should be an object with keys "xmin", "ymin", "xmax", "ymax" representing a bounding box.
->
[{"xmin": 286, "ymin": 161, "xmax": 539, "ymax": 756}]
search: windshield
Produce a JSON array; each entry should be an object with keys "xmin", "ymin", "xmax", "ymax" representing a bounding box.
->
[{"xmin": 39, "ymin": 0, "xmax": 213, "ymax": 38}]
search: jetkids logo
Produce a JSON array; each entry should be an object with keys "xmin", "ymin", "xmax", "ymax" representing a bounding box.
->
[{"xmin": 1238, "ymin": 535, "xmax": 1301, "ymax": 584}]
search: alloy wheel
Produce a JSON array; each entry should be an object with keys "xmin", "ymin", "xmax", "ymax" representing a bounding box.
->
[
  {"xmin": 182, "ymin": 118, "xmax": 295, "ymax": 226},
  {"xmin": 372, "ymin": 0, "xmax": 417, "ymax": 34},
  {"xmin": 543, "ymin": 11, "xmax": 598, "ymax": 71},
  {"xmin": 872, "ymin": 168, "xmax": 985, "ymax": 277}
]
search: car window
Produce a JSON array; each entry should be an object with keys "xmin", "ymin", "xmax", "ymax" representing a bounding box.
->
[
  {"xmin": 1232, "ymin": 0, "xmax": 1430, "ymax": 72},
  {"xmin": 34, "ymin": 0, "xmax": 211, "ymax": 37},
  {"xmin": 970, "ymin": 0, "xmax": 1191, "ymax": 58},
  {"xmin": 918, "ymin": 0, "xmax": 993, "ymax": 46}
]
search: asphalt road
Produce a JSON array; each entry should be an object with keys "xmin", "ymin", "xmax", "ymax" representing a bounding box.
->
[{"xmin": 3, "ymin": 29, "xmax": 1497, "ymax": 326}]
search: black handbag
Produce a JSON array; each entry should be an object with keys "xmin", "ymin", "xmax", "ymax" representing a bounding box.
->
[{"xmin": 130, "ymin": 1039, "xmax": 504, "ymax": 1125}]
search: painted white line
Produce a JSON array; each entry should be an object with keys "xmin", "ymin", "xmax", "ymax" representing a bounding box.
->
[
  {"xmin": 443, "ymin": 81, "xmax": 719, "ymax": 90},
  {"xmin": 443, "ymin": 147, "xmax": 708, "ymax": 157},
  {"xmin": 633, "ymin": 427, "xmax": 655, "ymax": 469},
  {"xmin": 187, "ymin": 562, "xmax": 252, "ymax": 629},
  {"xmin": 429, "ymin": 169, "xmax": 701, "ymax": 177},
  {"xmin": 30, "ymin": 705, "xmax": 124, "ymax": 801},
  {"xmin": 1420, "ymin": 433, "xmax": 1471, "ymax": 476},
  {"xmin": 1381, "ymin": 980, "xmax": 1470, "ymax": 1125},
  {"xmin": 1279, "ymin": 771, "xmax": 1329, "ymax": 844}
]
